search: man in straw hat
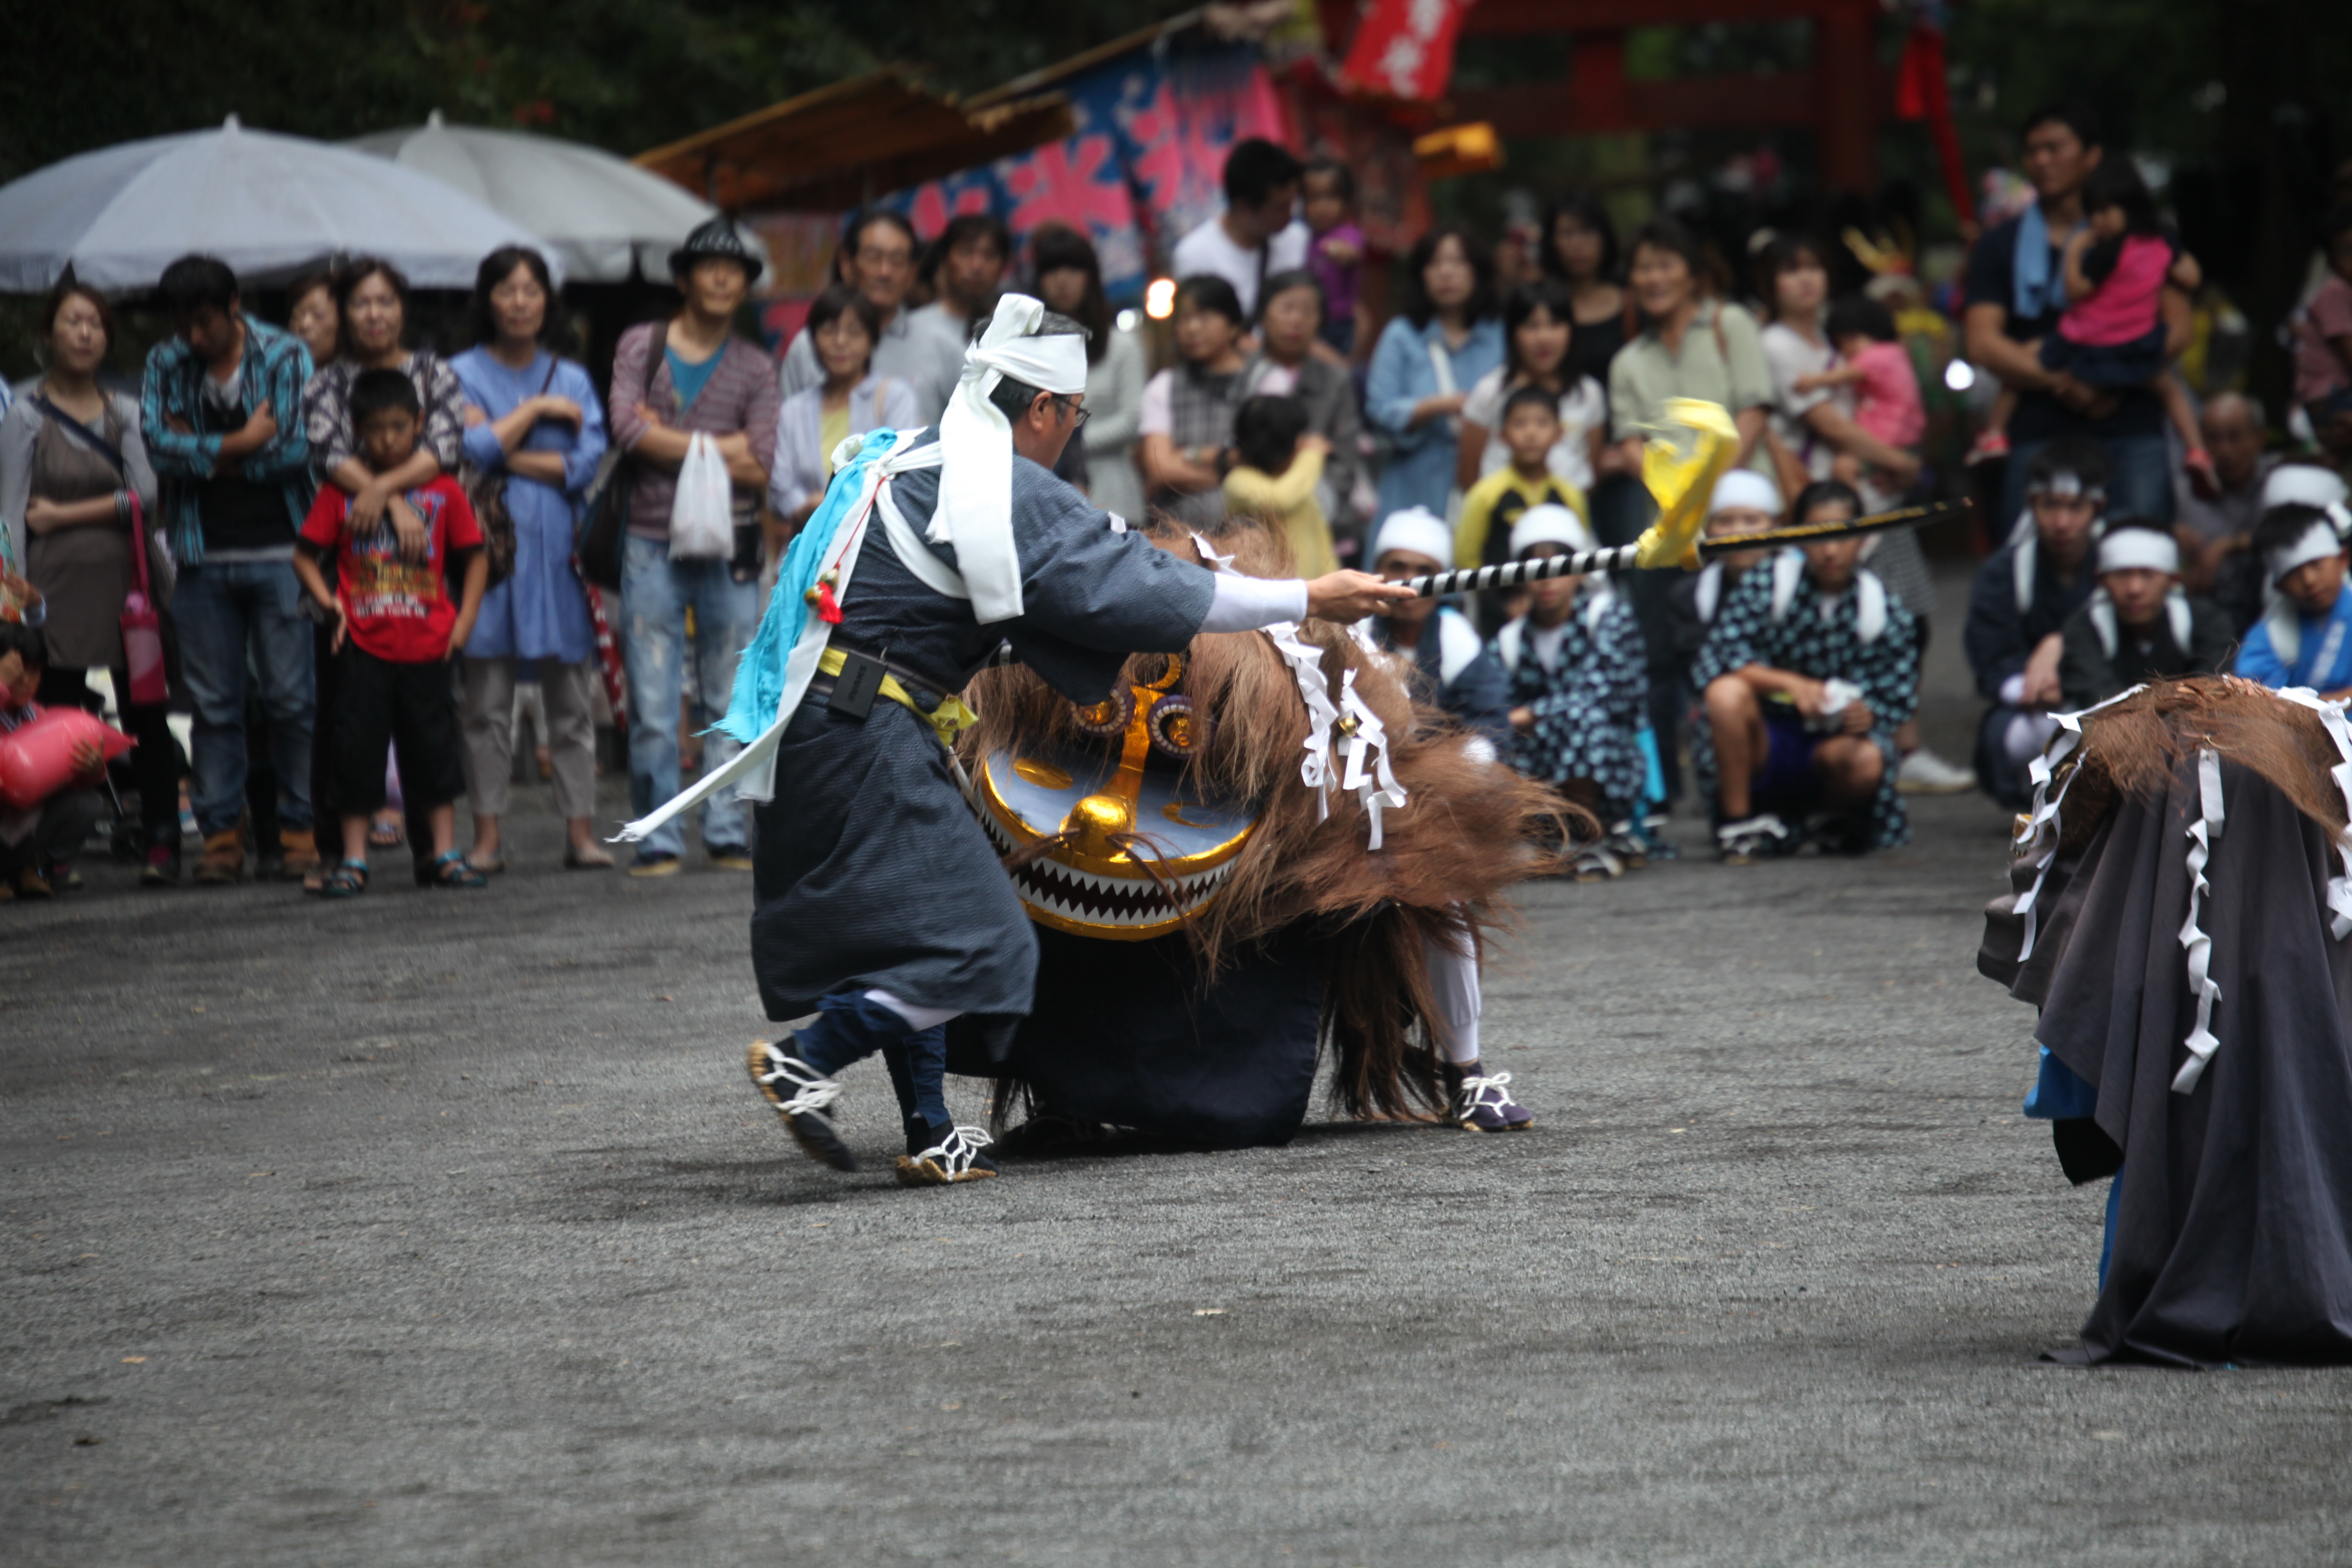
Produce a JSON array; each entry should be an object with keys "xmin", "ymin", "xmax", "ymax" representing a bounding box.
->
[{"xmin": 616, "ymin": 294, "xmax": 1411, "ymax": 1186}]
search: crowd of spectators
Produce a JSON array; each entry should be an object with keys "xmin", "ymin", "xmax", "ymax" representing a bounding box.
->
[{"xmin": 4, "ymin": 98, "xmax": 2352, "ymax": 901}]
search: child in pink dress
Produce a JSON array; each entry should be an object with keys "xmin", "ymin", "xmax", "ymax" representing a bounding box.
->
[
  {"xmin": 1971, "ymin": 161, "xmax": 2214, "ymax": 495},
  {"xmin": 1793, "ymin": 296, "xmax": 1923, "ymax": 493}
]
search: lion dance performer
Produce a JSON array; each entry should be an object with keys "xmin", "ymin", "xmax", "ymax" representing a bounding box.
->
[
  {"xmin": 619, "ymin": 301, "xmax": 1735, "ymax": 1185},
  {"xmin": 1980, "ymin": 676, "xmax": 2352, "ymax": 1364}
]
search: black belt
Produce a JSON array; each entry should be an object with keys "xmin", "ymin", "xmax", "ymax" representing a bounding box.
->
[{"xmin": 802, "ymin": 640, "xmax": 949, "ymax": 715}]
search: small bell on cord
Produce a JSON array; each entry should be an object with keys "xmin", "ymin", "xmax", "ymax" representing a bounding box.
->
[{"xmin": 804, "ymin": 573, "xmax": 843, "ymax": 625}]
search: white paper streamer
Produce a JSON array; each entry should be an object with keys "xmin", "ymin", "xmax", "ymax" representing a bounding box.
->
[
  {"xmin": 2009, "ymin": 685, "xmax": 2148, "ymax": 963},
  {"xmin": 2263, "ymin": 686, "xmax": 2352, "ymax": 940},
  {"xmin": 1336, "ymin": 667, "xmax": 1407, "ymax": 850},
  {"xmin": 2171, "ymin": 747, "xmax": 2226, "ymax": 1095},
  {"xmin": 1197, "ymin": 533, "xmax": 1407, "ymax": 843}
]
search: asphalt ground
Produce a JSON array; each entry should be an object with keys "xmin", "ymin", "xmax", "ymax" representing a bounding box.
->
[{"xmin": 6, "ymin": 569, "xmax": 2350, "ymax": 1566}]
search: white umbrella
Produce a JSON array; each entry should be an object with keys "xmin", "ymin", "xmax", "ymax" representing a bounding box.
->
[
  {"xmin": 347, "ymin": 112, "xmax": 768, "ymax": 285},
  {"xmin": 0, "ymin": 115, "xmax": 558, "ymax": 294}
]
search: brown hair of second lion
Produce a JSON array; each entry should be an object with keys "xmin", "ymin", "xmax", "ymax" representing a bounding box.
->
[
  {"xmin": 959, "ymin": 516, "xmax": 1582, "ymax": 1121},
  {"xmin": 2058, "ymin": 677, "xmax": 2351, "ymax": 857}
]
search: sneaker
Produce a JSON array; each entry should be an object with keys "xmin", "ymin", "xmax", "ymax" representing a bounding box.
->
[
  {"xmin": 1569, "ymin": 843, "xmax": 1625, "ymax": 882},
  {"xmin": 1602, "ymin": 820, "xmax": 1650, "ymax": 870},
  {"xmin": 1896, "ymin": 747, "xmax": 1976, "ymax": 795},
  {"xmin": 707, "ymin": 847, "xmax": 755, "ymax": 872},
  {"xmin": 45, "ymin": 861, "xmax": 83, "ymax": 892},
  {"xmin": 142, "ymin": 843, "xmax": 181, "ymax": 887},
  {"xmin": 1450, "ymin": 1066, "xmax": 1533, "ymax": 1132},
  {"xmin": 745, "ymin": 1041, "xmax": 858, "ymax": 1171},
  {"xmin": 1716, "ymin": 813, "xmax": 1790, "ymax": 865},
  {"xmin": 895, "ymin": 1124, "xmax": 999, "ymax": 1186},
  {"xmin": 1964, "ymin": 429, "xmax": 2011, "ymax": 467},
  {"xmin": 628, "ymin": 853, "xmax": 681, "ymax": 879}
]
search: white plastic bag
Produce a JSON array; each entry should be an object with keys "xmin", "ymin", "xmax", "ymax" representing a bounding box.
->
[{"xmin": 668, "ymin": 432, "xmax": 733, "ymax": 560}]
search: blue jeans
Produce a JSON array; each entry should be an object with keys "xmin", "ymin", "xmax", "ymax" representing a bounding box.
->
[
  {"xmin": 2004, "ymin": 431, "xmax": 2175, "ymax": 527},
  {"xmin": 619, "ymin": 533, "xmax": 758, "ymax": 859},
  {"xmin": 173, "ymin": 559, "xmax": 315, "ymax": 836}
]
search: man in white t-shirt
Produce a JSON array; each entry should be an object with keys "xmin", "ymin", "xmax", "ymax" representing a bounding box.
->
[{"xmin": 1171, "ymin": 137, "xmax": 1308, "ymax": 324}]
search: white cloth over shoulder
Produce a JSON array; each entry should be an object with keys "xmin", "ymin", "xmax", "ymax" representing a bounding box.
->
[{"xmin": 928, "ymin": 293, "xmax": 1088, "ymax": 626}]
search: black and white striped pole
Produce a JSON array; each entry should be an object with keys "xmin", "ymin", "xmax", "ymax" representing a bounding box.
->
[{"xmin": 1397, "ymin": 497, "xmax": 1975, "ymax": 601}]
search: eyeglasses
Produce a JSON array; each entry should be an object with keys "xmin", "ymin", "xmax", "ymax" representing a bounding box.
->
[
  {"xmin": 854, "ymin": 245, "xmax": 913, "ymax": 270},
  {"xmin": 1051, "ymin": 396, "xmax": 1090, "ymax": 429}
]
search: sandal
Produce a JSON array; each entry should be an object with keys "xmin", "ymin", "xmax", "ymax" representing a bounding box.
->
[
  {"xmin": 368, "ymin": 814, "xmax": 406, "ymax": 849},
  {"xmin": 429, "ymin": 849, "xmax": 488, "ymax": 890},
  {"xmin": 321, "ymin": 859, "xmax": 370, "ymax": 899},
  {"xmin": 564, "ymin": 845, "xmax": 615, "ymax": 870}
]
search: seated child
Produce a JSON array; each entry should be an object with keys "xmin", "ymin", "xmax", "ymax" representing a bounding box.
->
[
  {"xmin": 1692, "ymin": 479, "xmax": 1921, "ymax": 862},
  {"xmin": 1302, "ymin": 158, "xmax": 1365, "ymax": 358},
  {"xmin": 1362, "ymin": 506, "xmax": 1509, "ymax": 742},
  {"xmin": 2058, "ymin": 517, "xmax": 2235, "ymax": 708},
  {"xmin": 1795, "ymin": 296, "xmax": 1925, "ymax": 478},
  {"xmin": 2234, "ymin": 503, "xmax": 2352, "ymax": 698},
  {"xmin": 1491, "ymin": 504, "xmax": 1652, "ymax": 881},
  {"xmin": 1972, "ymin": 160, "xmax": 2213, "ymax": 493},
  {"xmin": 292, "ymin": 369, "xmax": 490, "ymax": 895},
  {"xmin": 1666, "ymin": 468, "xmax": 1784, "ymax": 672},
  {"xmin": 1222, "ymin": 394, "xmax": 1337, "ymax": 577},
  {"xmin": 0, "ymin": 619, "xmax": 107, "ymax": 901}
]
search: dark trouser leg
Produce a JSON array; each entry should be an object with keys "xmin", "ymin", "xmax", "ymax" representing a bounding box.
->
[{"xmin": 880, "ymin": 1026, "xmax": 951, "ymax": 1132}]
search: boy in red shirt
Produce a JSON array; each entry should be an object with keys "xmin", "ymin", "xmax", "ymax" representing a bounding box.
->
[{"xmin": 293, "ymin": 369, "xmax": 489, "ymax": 895}]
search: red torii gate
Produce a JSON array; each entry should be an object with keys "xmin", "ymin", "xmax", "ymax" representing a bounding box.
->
[{"xmin": 1373, "ymin": 0, "xmax": 1895, "ymax": 193}]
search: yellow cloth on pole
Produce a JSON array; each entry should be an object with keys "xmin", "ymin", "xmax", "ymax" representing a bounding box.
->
[{"xmin": 1632, "ymin": 397, "xmax": 1739, "ymax": 570}]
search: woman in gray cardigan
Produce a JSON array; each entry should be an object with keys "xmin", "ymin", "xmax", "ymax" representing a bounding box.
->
[{"xmin": 0, "ymin": 280, "xmax": 172, "ymax": 878}]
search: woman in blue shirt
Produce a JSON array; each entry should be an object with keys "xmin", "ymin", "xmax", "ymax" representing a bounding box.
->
[
  {"xmin": 1366, "ymin": 226, "xmax": 1505, "ymax": 519},
  {"xmin": 451, "ymin": 246, "xmax": 611, "ymax": 871}
]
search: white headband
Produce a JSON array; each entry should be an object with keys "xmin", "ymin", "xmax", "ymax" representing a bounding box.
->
[
  {"xmin": 927, "ymin": 293, "xmax": 1091, "ymax": 624},
  {"xmin": 1372, "ymin": 507, "xmax": 1454, "ymax": 570},
  {"xmin": 1708, "ymin": 468, "xmax": 1781, "ymax": 518},
  {"xmin": 2096, "ymin": 530, "xmax": 2180, "ymax": 576},
  {"xmin": 1509, "ymin": 503, "xmax": 1596, "ymax": 557},
  {"xmin": 2027, "ymin": 468, "xmax": 2104, "ymax": 503},
  {"xmin": 2263, "ymin": 464, "xmax": 2350, "ymax": 513},
  {"xmin": 2269, "ymin": 519, "xmax": 2344, "ymax": 583}
]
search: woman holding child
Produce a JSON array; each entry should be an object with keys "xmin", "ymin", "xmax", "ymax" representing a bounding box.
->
[
  {"xmin": 451, "ymin": 245, "xmax": 613, "ymax": 873},
  {"xmin": 1752, "ymin": 234, "xmax": 1970, "ymax": 793},
  {"xmin": 302, "ymin": 257, "xmax": 469, "ymax": 887}
]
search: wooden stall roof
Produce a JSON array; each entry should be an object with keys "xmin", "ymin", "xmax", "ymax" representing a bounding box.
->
[{"xmin": 635, "ymin": 67, "xmax": 1073, "ymax": 212}]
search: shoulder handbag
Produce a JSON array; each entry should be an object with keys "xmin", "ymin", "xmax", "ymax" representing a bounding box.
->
[
  {"xmin": 462, "ymin": 356, "xmax": 559, "ymax": 588},
  {"xmin": 578, "ymin": 322, "xmax": 668, "ymax": 591},
  {"xmin": 32, "ymin": 394, "xmax": 170, "ymax": 705}
]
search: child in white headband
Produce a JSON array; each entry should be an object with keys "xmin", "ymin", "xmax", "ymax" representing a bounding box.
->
[
  {"xmin": 1491, "ymin": 503, "xmax": 1653, "ymax": 882},
  {"xmin": 2236, "ymin": 503, "xmax": 2352, "ymax": 697},
  {"xmin": 2058, "ymin": 518, "xmax": 2233, "ymax": 708}
]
